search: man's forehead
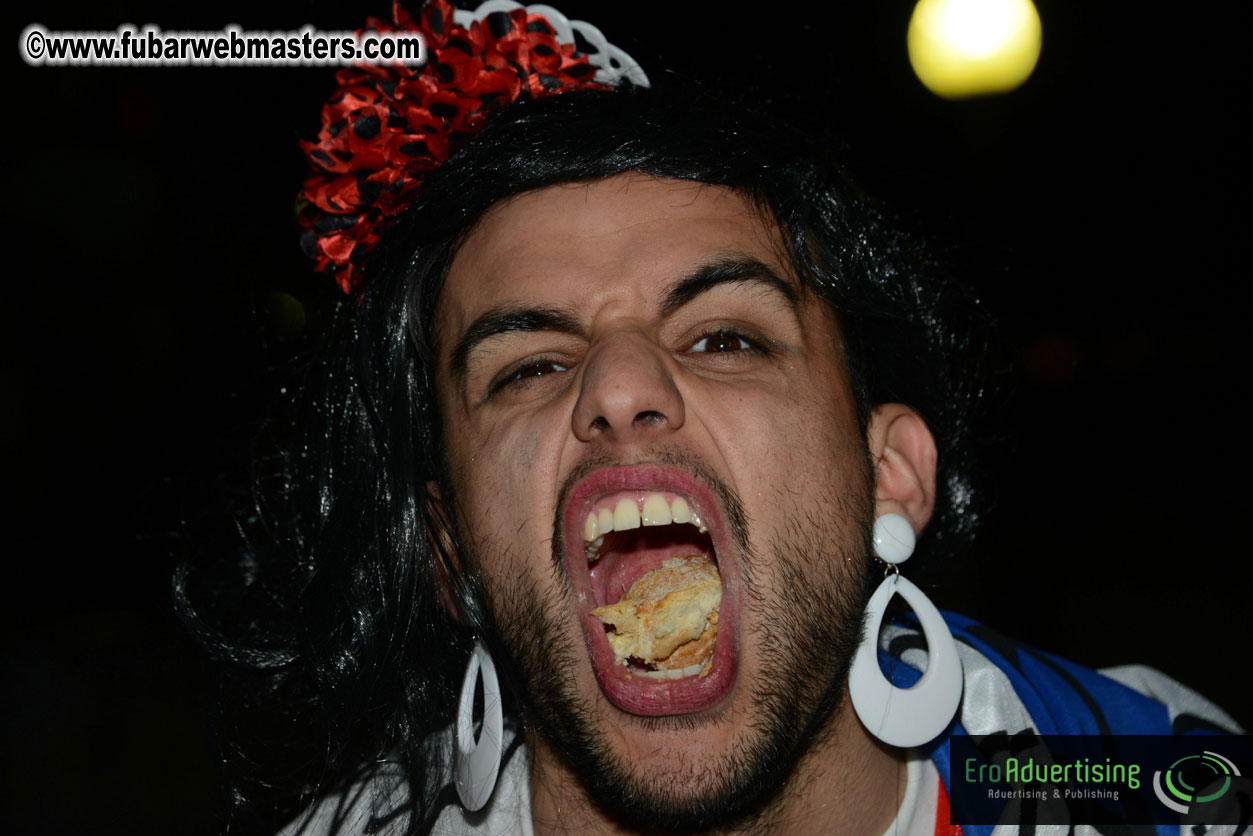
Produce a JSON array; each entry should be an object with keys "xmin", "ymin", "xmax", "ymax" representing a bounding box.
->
[
  {"xmin": 467, "ymin": 173, "xmax": 766, "ymax": 242},
  {"xmin": 435, "ymin": 173, "xmax": 798, "ymax": 333}
]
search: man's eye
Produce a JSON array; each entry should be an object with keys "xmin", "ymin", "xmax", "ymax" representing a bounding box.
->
[
  {"xmin": 688, "ymin": 332, "xmax": 757, "ymax": 353},
  {"xmin": 491, "ymin": 360, "xmax": 568, "ymax": 395}
]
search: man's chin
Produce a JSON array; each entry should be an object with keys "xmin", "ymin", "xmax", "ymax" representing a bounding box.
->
[{"xmin": 529, "ymin": 694, "xmax": 816, "ymax": 832}]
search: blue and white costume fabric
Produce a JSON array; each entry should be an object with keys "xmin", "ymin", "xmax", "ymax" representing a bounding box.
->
[
  {"xmin": 282, "ymin": 613, "xmax": 1242, "ymax": 836},
  {"xmin": 884, "ymin": 613, "xmax": 1243, "ymax": 836}
]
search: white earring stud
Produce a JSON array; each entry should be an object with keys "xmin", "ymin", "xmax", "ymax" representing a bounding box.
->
[{"xmin": 872, "ymin": 512, "xmax": 916, "ymax": 564}]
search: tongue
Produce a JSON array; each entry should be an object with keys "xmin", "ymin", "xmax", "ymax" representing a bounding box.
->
[{"xmin": 590, "ymin": 526, "xmax": 714, "ymax": 605}]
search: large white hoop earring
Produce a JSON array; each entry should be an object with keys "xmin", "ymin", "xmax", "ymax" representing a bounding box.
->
[
  {"xmin": 454, "ymin": 641, "xmax": 504, "ymax": 811},
  {"xmin": 849, "ymin": 514, "xmax": 963, "ymax": 748}
]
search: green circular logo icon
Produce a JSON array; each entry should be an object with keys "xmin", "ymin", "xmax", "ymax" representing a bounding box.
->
[{"xmin": 1153, "ymin": 751, "xmax": 1241, "ymax": 814}]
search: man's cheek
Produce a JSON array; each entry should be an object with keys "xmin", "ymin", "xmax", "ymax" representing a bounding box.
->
[
  {"xmin": 749, "ymin": 409, "xmax": 812, "ymax": 471},
  {"xmin": 510, "ymin": 429, "xmax": 542, "ymax": 472}
]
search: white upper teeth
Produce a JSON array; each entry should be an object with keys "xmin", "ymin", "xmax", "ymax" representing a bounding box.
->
[
  {"xmin": 584, "ymin": 493, "xmax": 707, "ymax": 560},
  {"xmin": 641, "ymin": 494, "xmax": 670, "ymax": 526},
  {"xmin": 614, "ymin": 498, "xmax": 640, "ymax": 530},
  {"xmin": 671, "ymin": 497, "xmax": 692, "ymax": 524}
]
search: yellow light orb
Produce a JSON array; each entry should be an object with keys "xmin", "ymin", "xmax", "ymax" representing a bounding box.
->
[{"xmin": 908, "ymin": 0, "xmax": 1042, "ymax": 99}]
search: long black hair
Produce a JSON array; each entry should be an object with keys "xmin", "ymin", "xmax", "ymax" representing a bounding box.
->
[{"xmin": 177, "ymin": 79, "xmax": 991, "ymax": 834}]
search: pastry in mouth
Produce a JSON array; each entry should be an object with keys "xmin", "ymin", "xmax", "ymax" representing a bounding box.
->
[{"xmin": 590, "ymin": 555, "xmax": 721, "ymax": 680}]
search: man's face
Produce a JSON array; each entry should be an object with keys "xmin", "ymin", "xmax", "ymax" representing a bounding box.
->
[{"xmin": 433, "ymin": 174, "xmax": 873, "ymax": 826}]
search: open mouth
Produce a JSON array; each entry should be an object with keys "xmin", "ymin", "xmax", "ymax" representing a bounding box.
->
[{"xmin": 562, "ymin": 466, "xmax": 740, "ymax": 716}]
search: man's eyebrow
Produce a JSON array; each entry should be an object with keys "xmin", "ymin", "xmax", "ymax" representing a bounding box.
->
[
  {"xmin": 450, "ymin": 306, "xmax": 582, "ymax": 380},
  {"xmin": 659, "ymin": 256, "xmax": 799, "ymax": 318}
]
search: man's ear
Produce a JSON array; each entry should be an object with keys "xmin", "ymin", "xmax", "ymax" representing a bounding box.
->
[
  {"xmin": 866, "ymin": 404, "xmax": 938, "ymax": 535},
  {"xmin": 424, "ymin": 481, "xmax": 466, "ymax": 624}
]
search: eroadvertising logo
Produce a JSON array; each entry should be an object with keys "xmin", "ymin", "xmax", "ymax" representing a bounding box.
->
[
  {"xmin": 1153, "ymin": 750, "xmax": 1241, "ymax": 815},
  {"xmin": 948, "ymin": 734, "xmax": 1252, "ymax": 828}
]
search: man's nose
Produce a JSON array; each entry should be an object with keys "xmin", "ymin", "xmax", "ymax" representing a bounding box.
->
[{"xmin": 571, "ymin": 331, "xmax": 685, "ymax": 444}]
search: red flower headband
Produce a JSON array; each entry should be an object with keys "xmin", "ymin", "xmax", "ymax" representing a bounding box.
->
[{"xmin": 298, "ymin": 0, "xmax": 648, "ymax": 293}]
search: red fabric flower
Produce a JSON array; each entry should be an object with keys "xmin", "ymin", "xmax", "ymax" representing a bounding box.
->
[{"xmin": 298, "ymin": 0, "xmax": 607, "ymax": 293}]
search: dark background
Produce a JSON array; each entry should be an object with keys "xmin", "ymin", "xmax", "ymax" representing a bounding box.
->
[{"xmin": 5, "ymin": 1, "xmax": 1249, "ymax": 832}]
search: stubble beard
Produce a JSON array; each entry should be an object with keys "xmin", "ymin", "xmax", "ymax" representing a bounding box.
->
[{"xmin": 478, "ymin": 457, "xmax": 873, "ymax": 833}]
